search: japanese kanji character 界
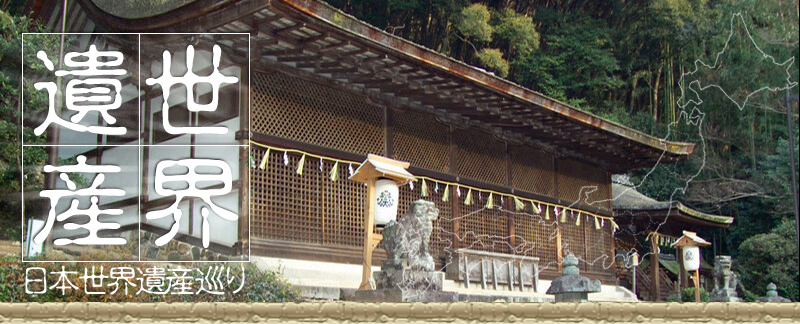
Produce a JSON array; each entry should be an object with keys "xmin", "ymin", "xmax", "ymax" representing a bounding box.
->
[{"xmin": 146, "ymin": 159, "xmax": 237, "ymax": 247}]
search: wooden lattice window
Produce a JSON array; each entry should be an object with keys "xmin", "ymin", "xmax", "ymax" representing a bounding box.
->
[
  {"xmin": 456, "ymin": 194, "xmax": 509, "ymax": 254},
  {"xmin": 393, "ymin": 109, "xmax": 449, "ymax": 173},
  {"xmin": 511, "ymin": 145, "xmax": 554, "ymax": 196},
  {"xmin": 251, "ymin": 70, "xmax": 384, "ymax": 156},
  {"xmin": 454, "ymin": 130, "xmax": 506, "ymax": 186},
  {"xmin": 585, "ymin": 218, "xmax": 613, "ymax": 274},
  {"xmin": 250, "ymin": 146, "xmax": 365, "ymax": 247},
  {"xmin": 559, "ymin": 212, "xmax": 587, "ymax": 272},
  {"xmin": 556, "ymin": 158, "xmax": 611, "ymax": 212},
  {"xmin": 512, "ymin": 204, "xmax": 558, "ymax": 267}
]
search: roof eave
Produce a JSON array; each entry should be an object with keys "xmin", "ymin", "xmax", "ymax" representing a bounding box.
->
[{"xmin": 279, "ymin": 0, "xmax": 695, "ymax": 160}]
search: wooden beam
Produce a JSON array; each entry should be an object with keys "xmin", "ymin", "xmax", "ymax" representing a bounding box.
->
[
  {"xmin": 299, "ymin": 32, "xmax": 327, "ymax": 45},
  {"xmin": 294, "ymin": 60, "xmax": 338, "ymax": 69},
  {"xmin": 314, "ymin": 66, "xmax": 358, "ymax": 74},
  {"xmin": 272, "ymin": 22, "xmax": 304, "ymax": 35},
  {"xmin": 261, "ymin": 47, "xmax": 303, "ymax": 56},
  {"xmin": 276, "ymin": 53, "xmax": 321, "ymax": 63}
]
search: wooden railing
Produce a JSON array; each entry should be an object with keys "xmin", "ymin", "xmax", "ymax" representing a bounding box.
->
[
  {"xmin": 635, "ymin": 268, "xmax": 655, "ymax": 300},
  {"xmin": 635, "ymin": 265, "xmax": 678, "ymax": 301},
  {"xmin": 446, "ymin": 249, "xmax": 540, "ymax": 292}
]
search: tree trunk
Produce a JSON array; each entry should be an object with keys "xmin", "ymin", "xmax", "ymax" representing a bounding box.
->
[{"xmin": 653, "ymin": 63, "xmax": 663, "ymax": 121}]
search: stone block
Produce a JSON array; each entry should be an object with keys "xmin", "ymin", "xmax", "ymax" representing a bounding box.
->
[{"xmin": 352, "ymin": 288, "xmax": 457, "ymax": 302}]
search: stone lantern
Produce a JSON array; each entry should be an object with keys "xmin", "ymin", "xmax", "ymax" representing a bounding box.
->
[
  {"xmin": 758, "ymin": 283, "xmax": 792, "ymax": 302},
  {"xmin": 350, "ymin": 154, "xmax": 415, "ymax": 290},
  {"xmin": 546, "ymin": 253, "xmax": 601, "ymax": 302}
]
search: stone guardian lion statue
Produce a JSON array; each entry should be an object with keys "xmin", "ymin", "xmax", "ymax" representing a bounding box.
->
[{"xmin": 381, "ymin": 200, "xmax": 439, "ymax": 272}]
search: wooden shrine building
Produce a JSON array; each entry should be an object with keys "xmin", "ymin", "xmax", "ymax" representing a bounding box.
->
[
  {"xmin": 29, "ymin": 0, "xmax": 696, "ymax": 299},
  {"xmin": 612, "ymin": 179, "xmax": 733, "ymax": 301}
]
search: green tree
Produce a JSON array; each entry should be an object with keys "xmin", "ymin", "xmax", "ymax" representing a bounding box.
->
[
  {"xmin": 737, "ymin": 219, "xmax": 798, "ymax": 301},
  {"xmin": 494, "ymin": 8, "xmax": 539, "ymax": 57},
  {"xmin": 475, "ymin": 47, "xmax": 508, "ymax": 77},
  {"xmin": 454, "ymin": 3, "xmax": 492, "ymax": 43},
  {"xmin": 514, "ymin": 11, "xmax": 623, "ymax": 110},
  {"xmin": 0, "ymin": 10, "xmax": 57, "ymax": 239}
]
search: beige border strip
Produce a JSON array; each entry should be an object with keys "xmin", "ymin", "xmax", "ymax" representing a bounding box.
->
[{"xmin": 1, "ymin": 302, "xmax": 798, "ymax": 323}]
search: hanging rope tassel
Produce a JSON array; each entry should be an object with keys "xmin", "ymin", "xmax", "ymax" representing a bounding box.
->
[
  {"xmin": 545, "ymin": 205, "xmax": 550, "ymax": 220},
  {"xmin": 575, "ymin": 211, "xmax": 581, "ymax": 226},
  {"xmin": 594, "ymin": 216, "xmax": 601, "ymax": 230},
  {"xmin": 442, "ymin": 184, "xmax": 450, "ymax": 202},
  {"xmin": 296, "ymin": 154, "xmax": 306, "ymax": 175},
  {"xmin": 486, "ymin": 193, "xmax": 494, "ymax": 209},
  {"xmin": 464, "ymin": 189, "xmax": 473, "ymax": 206},
  {"xmin": 421, "ymin": 179, "xmax": 429, "ymax": 197},
  {"xmin": 514, "ymin": 197, "xmax": 525, "ymax": 211},
  {"xmin": 258, "ymin": 148, "xmax": 270, "ymax": 170},
  {"xmin": 330, "ymin": 161, "xmax": 339, "ymax": 182},
  {"xmin": 532, "ymin": 202, "xmax": 541, "ymax": 214}
]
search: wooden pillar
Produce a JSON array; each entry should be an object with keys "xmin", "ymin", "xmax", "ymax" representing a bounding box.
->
[
  {"xmin": 553, "ymin": 158, "xmax": 562, "ymax": 273},
  {"xmin": 237, "ymin": 65, "xmax": 250, "ymax": 256},
  {"xmin": 359, "ymin": 178, "xmax": 377, "ymax": 290},
  {"xmin": 651, "ymin": 237, "xmax": 661, "ymax": 301},
  {"xmin": 556, "ymin": 219, "xmax": 563, "ymax": 273},
  {"xmin": 694, "ymin": 269, "xmax": 701, "ymax": 302},
  {"xmin": 505, "ymin": 143, "xmax": 515, "ymax": 254},
  {"xmin": 679, "ymin": 247, "xmax": 688, "ymax": 289},
  {"xmin": 448, "ymin": 125, "xmax": 460, "ymax": 250},
  {"xmin": 384, "ymin": 106, "xmax": 393, "ymax": 158}
]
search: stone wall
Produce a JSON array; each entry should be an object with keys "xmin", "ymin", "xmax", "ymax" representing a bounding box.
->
[{"xmin": 139, "ymin": 231, "xmax": 243, "ymax": 262}]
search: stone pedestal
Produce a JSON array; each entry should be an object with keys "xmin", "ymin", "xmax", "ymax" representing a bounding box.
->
[
  {"xmin": 546, "ymin": 254, "xmax": 601, "ymax": 302},
  {"xmin": 353, "ymin": 288, "xmax": 458, "ymax": 302},
  {"xmin": 374, "ymin": 269, "xmax": 444, "ymax": 290},
  {"xmin": 554, "ymin": 292, "xmax": 591, "ymax": 303}
]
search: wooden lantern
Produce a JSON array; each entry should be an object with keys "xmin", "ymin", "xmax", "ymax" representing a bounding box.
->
[
  {"xmin": 349, "ymin": 154, "xmax": 416, "ymax": 290},
  {"xmin": 671, "ymin": 231, "xmax": 711, "ymax": 302}
]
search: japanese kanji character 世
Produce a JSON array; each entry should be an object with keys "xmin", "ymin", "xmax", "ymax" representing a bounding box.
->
[
  {"xmin": 80, "ymin": 266, "xmax": 108, "ymax": 295},
  {"xmin": 145, "ymin": 44, "xmax": 238, "ymax": 135}
]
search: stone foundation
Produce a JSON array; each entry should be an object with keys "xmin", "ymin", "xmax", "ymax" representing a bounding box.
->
[{"xmin": 139, "ymin": 231, "xmax": 243, "ymax": 262}]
